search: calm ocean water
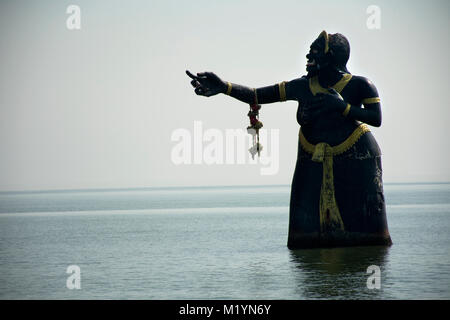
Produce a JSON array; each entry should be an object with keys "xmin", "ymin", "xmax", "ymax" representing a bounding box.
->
[{"xmin": 0, "ymin": 183, "xmax": 449, "ymax": 300}]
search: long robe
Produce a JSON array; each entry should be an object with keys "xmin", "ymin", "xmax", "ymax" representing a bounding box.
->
[{"xmin": 286, "ymin": 74, "xmax": 392, "ymax": 248}]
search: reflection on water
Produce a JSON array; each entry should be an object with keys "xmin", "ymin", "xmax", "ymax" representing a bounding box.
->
[{"xmin": 289, "ymin": 246, "xmax": 391, "ymax": 299}]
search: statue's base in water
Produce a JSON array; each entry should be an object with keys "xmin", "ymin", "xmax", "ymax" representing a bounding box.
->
[{"xmin": 287, "ymin": 230, "xmax": 392, "ymax": 249}]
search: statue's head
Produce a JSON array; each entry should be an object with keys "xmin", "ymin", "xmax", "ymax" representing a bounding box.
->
[{"xmin": 306, "ymin": 30, "xmax": 350, "ymax": 76}]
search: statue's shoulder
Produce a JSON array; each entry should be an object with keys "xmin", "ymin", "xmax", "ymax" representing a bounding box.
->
[
  {"xmin": 285, "ymin": 75, "xmax": 309, "ymax": 100},
  {"xmin": 290, "ymin": 75, "xmax": 309, "ymax": 86},
  {"xmin": 350, "ymin": 75, "xmax": 377, "ymax": 89},
  {"xmin": 349, "ymin": 75, "xmax": 379, "ymax": 98}
]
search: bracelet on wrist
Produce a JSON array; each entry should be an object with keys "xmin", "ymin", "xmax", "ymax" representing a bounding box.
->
[{"xmin": 225, "ymin": 82, "xmax": 232, "ymax": 95}]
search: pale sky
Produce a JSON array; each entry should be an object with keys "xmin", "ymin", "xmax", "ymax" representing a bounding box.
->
[{"xmin": 0, "ymin": 0, "xmax": 449, "ymax": 191}]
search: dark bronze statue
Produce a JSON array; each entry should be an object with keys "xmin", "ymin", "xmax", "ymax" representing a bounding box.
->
[{"xmin": 187, "ymin": 31, "xmax": 392, "ymax": 248}]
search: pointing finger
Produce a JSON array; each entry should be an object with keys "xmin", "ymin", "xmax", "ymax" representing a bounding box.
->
[{"xmin": 186, "ymin": 70, "xmax": 199, "ymax": 80}]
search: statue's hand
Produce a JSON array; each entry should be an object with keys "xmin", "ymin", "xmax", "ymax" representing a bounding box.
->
[
  {"xmin": 186, "ymin": 70, "xmax": 227, "ymax": 97},
  {"xmin": 300, "ymin": 89, "xmax": 347, "ymax": 124},
  {"xmin": 310, "ymin": 90, "xmax": 347, "ymax": 114}
]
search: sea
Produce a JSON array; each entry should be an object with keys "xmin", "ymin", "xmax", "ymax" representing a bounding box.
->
[{"xmin": 0, "ymin": 183, "xmax": 449, "ymax": 300}]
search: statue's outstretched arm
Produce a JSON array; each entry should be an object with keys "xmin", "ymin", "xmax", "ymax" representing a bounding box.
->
[{"xmin": 186, "ymin": 70, "xmax": 291, "ymax": 105}]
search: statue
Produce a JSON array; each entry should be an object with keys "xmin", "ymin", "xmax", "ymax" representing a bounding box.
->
[{"xmin": 186, "ymin": 31, "xmax": 392, "ymax": 248}]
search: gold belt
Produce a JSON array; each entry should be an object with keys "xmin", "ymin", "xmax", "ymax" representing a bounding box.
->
[{"xmin": 298, "ymin": 124, "xmax": 371, "ymax": 233}]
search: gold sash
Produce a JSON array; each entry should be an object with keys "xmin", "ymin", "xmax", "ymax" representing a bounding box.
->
[{"xmin": 299, "ymin": 124, "xmax": 371, "ymax": 232}]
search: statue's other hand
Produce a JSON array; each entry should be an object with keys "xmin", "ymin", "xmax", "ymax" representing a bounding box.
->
[
  {"xmin": 310, "ymin": 92, "xmax": 346, "ymax": 113},
  {"xmin": 186, "ymin": 70, "xmax": 227, "ymax": 97}
]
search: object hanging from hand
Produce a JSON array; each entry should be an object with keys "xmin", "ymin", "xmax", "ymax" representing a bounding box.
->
[{"xmin": 247, "ymin": 103, "xmax": 263, "ymax": 159}]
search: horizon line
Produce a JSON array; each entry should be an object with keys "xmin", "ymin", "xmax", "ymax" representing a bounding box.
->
[{"xmin": 1, "ymin": 181, "xmax": 449, "ymax": 195}]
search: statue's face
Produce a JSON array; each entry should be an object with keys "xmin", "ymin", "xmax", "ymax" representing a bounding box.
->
[{"xmin": 306, "ymin": 35, "xmax": 329, "ymax": 76}]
